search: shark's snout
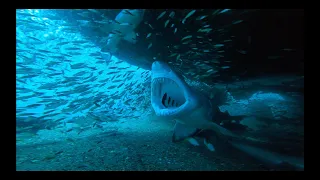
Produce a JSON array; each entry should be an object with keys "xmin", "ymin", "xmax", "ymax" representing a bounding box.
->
[{"xmin": 152, "ymin": 61, "xmax": 172, "ymax": 73}]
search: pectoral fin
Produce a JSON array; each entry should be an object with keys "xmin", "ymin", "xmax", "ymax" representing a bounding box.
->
[
  {"xmin": 186, "ymin": 137, "xmax": 200, "ymax": 146},
  {"xmin": 172, "ymin": 122, "xmax": 200, "ymax": 142},
  {"xmin": 204, "ymin": 138, "xmax": 215, "ymax": 152}
]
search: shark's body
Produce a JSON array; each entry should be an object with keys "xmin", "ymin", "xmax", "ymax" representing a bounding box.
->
[
  {"xmin": 102, "ymin": 9, "xmax": 153, "ymax": 70},
  {"xmin": 151, "ymin": 61, "xmax": 240, "ymax": 142},
  {"xmin": 105, "ymin": 9, "xmax": 145, "ymax": 53},
  {"xmin": 102, "ymin": 9, "xmax": 148, "ymax": 67},
  {"xmin": 150, "ymin": 61, "xmax": 304, "ymax": 170},
  {"xmin": 229, "ymin": 141, "xmax": 304, "ymax": 170},
  {"xmin": 113, "ymin": 39, "xmax": 153, "ymax": 70}
]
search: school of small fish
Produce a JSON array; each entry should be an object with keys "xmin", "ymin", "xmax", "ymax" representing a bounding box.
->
[
  {"xmin": 16, "ymin": 9, "xmax": 153, "ymax": 136},
  {"xmin": 140, "ymin": 9, "xmax": 257, "ymax": 83},
  {"xmin": 51, "ymin": 9, "xmax": 264, "ymax": 84}
]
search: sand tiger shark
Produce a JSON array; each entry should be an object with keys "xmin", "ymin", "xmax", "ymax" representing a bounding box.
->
[
  {"xmin": 102, "ymin": 9, "xmax": 153, "ymax": 70},
  {"xmin": 103, "ymin": 9, "xmax": 145, "ymax": 59},
  {"xmin": 150, "ymin": 61, "xmax": 304, "ymax": 170},
  {"xmin": 151, "ymin": 61, "xmax": 241, "ymax": 142}
]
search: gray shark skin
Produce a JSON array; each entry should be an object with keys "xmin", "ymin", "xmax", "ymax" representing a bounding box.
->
[
  {"xmin": 151, "ymin": 61, "xmax": 240, "ymax": 142},
  {"xmin": 103, "ymin": 9, "xmax": 146, "ymax": 65},
  {"xmin": 106, "ymin": 9, "xmax": 145, "ymax": 52},
  {"xmin": 101, "ymin": 9, "xmax": 153, "ymax": 70},
  {"xmin": 101, "ymin": 39, "xmax": 153, "ymax": 70},
  {"xmin": 112, "ymin": 39, "xmax": 153, "ymax": 70}
]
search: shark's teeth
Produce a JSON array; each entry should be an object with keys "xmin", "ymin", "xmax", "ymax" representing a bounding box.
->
[
  {"xmin": 151, "ymin": 77, "xmax": 185, "ymax": 110},
  {"xmin": 152, "ymin": 77, "xmax": 177, "ymax": 85},
  {"xmin": 152, "ymin": 78, "xmax": 163, "ymax": 84}
]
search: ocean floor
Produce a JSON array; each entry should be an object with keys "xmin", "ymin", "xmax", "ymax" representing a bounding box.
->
[{"xmin": 16, "ymin": 115, "xmax": 267, "ymax": 171}]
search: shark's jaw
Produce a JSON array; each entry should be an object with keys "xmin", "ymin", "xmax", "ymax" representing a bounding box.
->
[{"xmin": 151, "ymin": 61, "xmax": 197, "ymax": 117}]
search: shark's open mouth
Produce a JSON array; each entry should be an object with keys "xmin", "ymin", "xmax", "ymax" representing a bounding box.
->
[{"xmin": 151, "ymin": 77, "xmax": 187, "ymax": 116}]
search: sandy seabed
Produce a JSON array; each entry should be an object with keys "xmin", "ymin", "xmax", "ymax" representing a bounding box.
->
[{"xmin": 16, "ymin": 115, "xmax": 267, "ymax": 171}]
